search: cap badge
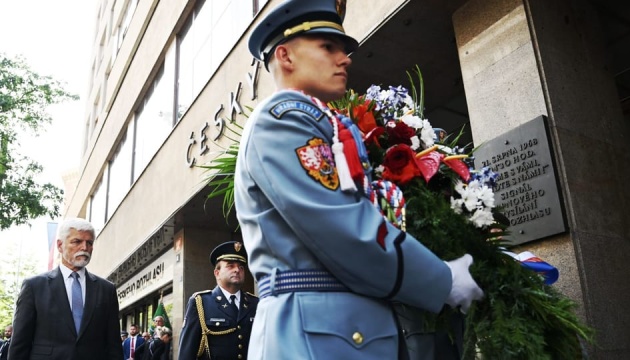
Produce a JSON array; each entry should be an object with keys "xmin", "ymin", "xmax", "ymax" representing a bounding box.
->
[{"xmin": 234, "ymin": 242, "xmax": 242, "ymax": 252}]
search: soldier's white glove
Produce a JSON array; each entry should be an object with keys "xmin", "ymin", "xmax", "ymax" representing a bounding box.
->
[{"xmin": 444, "ymin": 254, "xmax": 484, "ymax": 313}]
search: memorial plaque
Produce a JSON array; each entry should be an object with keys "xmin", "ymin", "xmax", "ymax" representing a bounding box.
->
[{"xmin": 473, "ymin": 116, "xmax": 567, "ymax": 245}]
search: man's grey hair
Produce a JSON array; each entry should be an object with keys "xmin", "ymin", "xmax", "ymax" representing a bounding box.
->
[{"xmin": 57, "ymin": 218, "xmax": 96, "ymax": 241}]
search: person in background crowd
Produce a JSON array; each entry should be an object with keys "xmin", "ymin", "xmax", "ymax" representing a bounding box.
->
[
  {"xmin": 142, "ymin": 332, "xmax": 151, "ymax": 342},
  {"xmin": 150, "ymin": 316, "xmax": 164, "ymax": 339},
  {"xmin": 234, "ymin": 0, "xmax": 484, "ymax": 358},
  {"xmin": 121, "ymin": 331, "xmax": 129, "ymax": 343},
  {"xmin": 123, "ymin": 324, "xmax": 145, "ymax": 359},
  {"xmin": 9, "ymin": 218, "xmax": 123, "ymax": 360},
  {"xmin": 0, "ymin": 325, "xmax": 12, "ymax": 360},
  {"xmin": 143, "ymin": 326, "xmax": 171, "ymax": 360},
  {"xmin": 178, "ymin": 241, "xmax": 258, "ymax": 360},
  {"xmin": 134, "ymin": 331, "xmax": 153, "ymax": 360}
]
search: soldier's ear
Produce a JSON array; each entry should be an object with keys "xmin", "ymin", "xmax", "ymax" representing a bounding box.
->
[{"xmin": 275, "ymin": 43, "xmax": 295, "ymax": 70}]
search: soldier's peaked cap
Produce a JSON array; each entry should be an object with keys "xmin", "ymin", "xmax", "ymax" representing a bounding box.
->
[
  {"xmin": 248, "ymin": 0, "xmax": 359, "ymax": 66},
  {"xmin": 210, "ymin": 241, "xmax": 248, "ymax": 266}
]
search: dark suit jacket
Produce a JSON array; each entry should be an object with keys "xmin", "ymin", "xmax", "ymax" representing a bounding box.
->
[
  {"xmin": 122, "ymin": 335, "xmax": 145, "ymax": 359},
  {"xmin": 0, "ymin": 339, "xmax": 9, "ymax": 360},
  {"xmin": 9, "ymin": 267, "xmax": 123, "ymax": 360},
  {"xmin": 142, "ymin": 339, "xmax": 168, "ymax": 360}
]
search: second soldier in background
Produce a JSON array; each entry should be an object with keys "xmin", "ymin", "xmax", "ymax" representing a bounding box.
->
[{"xmin": 178, "ymin": 241, "xmax": 258, "ymax": 360}]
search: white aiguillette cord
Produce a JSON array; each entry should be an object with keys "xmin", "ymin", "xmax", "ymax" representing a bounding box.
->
[{"xmin": 310, "ymin": 96, "xmax": 357, "ymax": 192}]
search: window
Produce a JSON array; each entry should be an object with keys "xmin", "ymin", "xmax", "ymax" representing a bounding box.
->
[
  {"xmin": 176, "ymin": 0, "xmax": 256, "ymax": 120},
  {"xmin": 133, "ymin": 59, "xmax": 175, "ymax": 181},
  {"xmin": 107, "ymin": 125, "xmax": 133, "ymax": 215},
  {"xmin": 89, "ymin": 175, "xmax": 107, "ymax": 235},
  {"xmin": 116, "ymin": 0, "xmax": 139, "ymax": 54}
]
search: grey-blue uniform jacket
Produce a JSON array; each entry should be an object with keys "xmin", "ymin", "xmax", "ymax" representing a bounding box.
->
[
  {"xmin": 178, "ymin": 287, "xmax": 258, "ymax": 360},
  {"xmin": 234, "ymin": 90, "xmax": 453, "ymax": 360}
]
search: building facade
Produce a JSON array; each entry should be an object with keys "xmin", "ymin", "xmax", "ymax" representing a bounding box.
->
[{"xmin": 66, "ymin": 0, "xmax": 629, "ymax": 358}]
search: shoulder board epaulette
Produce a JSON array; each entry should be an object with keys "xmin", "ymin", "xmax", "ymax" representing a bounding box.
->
[
  {"xmin": 192, "ymin": 289, "xmax": 212, "ymax": 297},
  {"xmin": 246, "ymin": 291, "xmax": 258, "ymax": 298}
]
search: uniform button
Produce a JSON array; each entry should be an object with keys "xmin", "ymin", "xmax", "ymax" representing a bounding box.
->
[
  {"xmin": 238, "ymin": 334, "xmax": 243, "ymax": 339},
  {"xmin": 352, "ymin": 332, "xmax": 363, "ymax": 345},
  {"xmin": 238, "ymin": 344, "xmax": 243, "ymax": 349},
  {"xmin": 215, "ymin": 322, "xmax": 220, "ymax": 326},
  {"xmin": 237, "ymin": 325, "xmax": 241, "ymax": 329},
  {"xmin": 238, "ymin": 355, "xmax": 243, "ymax": 359}
]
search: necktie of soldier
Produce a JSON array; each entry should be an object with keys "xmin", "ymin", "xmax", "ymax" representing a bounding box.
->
[
  {"xmin": 230, "ymin": 294, "xmax": 239, "ymax": 317},
  {"xmin": 71, "ymin": 272, "xmax": 83, "ymax": 333}
]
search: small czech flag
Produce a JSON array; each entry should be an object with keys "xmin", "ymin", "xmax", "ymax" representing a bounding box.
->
[{"xmin": 503, "ymin": 250, "xmax": 559, "ymax": 285}]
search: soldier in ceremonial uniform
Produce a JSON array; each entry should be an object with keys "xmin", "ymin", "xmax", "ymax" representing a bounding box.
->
[
  {"xmin": 178, "ymin": 241, "xmax": 258, "ymax": 360},
  {"xmin": 235, "ymin": 0, "xmax": 484, "ymax": 359}
]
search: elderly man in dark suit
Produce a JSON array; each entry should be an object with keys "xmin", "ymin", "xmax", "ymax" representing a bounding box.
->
[{"xmin": 9, "ymin": 218, "xmax": 123, "ymax": 360}]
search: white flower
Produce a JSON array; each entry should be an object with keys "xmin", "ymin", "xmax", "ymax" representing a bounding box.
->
[
  {"xmin": 419, "ymin": 119, "xmax": 435, "ymax": 148},
  {"xmin": 478, "ymin": 186, "xmax": 495, "ymax": 208},
  {"xmin": 410, "ymin": 136, "xmax": 420, "ymax": 150},
  {"xmin": 401, "ymin": 114, "xmax": 423, "ymax": 129},
  {"xmin": 450, "ymin": 197, "xmax": 464, "ymax": 214},
  {"xmin": 467, "ymin": 179, "xmax": 482, "ymax": 191},
  {"xmin": 403, "ymin": 94, "xmax": 415, "ymax": 110},
  {"xmin": 470, "ymin": 208, "xmax": 495, "ymax": 227},
  {"xmin": 462, "ymin": 189, "xmax": 480, "ymax": 212},
  {"xmin": 454, "ymin": 180, "xmax": 466, "ymax": 193}
]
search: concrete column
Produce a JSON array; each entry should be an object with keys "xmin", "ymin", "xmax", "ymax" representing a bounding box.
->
[{"xmin": 454, "ymin": 0, "xmax": 630, "ymax": 358}]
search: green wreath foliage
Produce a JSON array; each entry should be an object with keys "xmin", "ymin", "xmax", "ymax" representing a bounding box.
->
[{"xmin": 403, "ymin": 175, "xmax": 593, "ymax": 359}]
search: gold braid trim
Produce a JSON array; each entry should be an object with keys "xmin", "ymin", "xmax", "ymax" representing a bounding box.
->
[
  {"xmin": 194, "ymin": 294, "xmax": 237, "ymax": 358},
  {"xmin": 205, "ymin": 328, "xmax": 237, "ymax": 335},
  {"xmin": 283, "ymin": 21, "xmax": 345, "ymax": 38}
]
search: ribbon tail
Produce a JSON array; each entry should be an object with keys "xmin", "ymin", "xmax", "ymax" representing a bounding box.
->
[{"xmin": 332, "ymin": 142, "xmax": 358, "ymax": 192}]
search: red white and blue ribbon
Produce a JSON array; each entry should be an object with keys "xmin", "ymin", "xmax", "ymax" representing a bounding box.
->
[
  {"xmin": 370, "ymin": 179, "xmax": 406, "ymax": 230},
  {"xmin": 503, "ymin": 250, "xmax": 559, "ymax": 285}
]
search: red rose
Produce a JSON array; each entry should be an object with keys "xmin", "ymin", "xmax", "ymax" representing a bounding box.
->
[
  {"xmin": 386, "ymin": 121, "xmax": 415, "ymax": 146},
  {"xmin": 382, "ymin": 144, "xmax": 421, "ymax": 185}
]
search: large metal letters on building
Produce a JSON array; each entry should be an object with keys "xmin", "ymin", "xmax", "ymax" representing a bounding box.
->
[
  {"xmin": 474, "ymin": 116, "xmax": 567, "ymax": 245},
  {"xmin": 186, "ymin": 59, "xmax": 261, "ymax": 167}
]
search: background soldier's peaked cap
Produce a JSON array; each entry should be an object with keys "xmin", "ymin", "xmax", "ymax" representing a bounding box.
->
[
  {"xmin": 248, "ymin": 0, "xmax": 359, "ymax": 64},
  {"xmin": 210, "ymin": 241, "xmax": 248, "ymax": 266}
]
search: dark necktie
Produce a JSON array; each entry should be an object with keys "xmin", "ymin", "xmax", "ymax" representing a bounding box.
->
[
  {"xmin": 230, "ymin": 294, "xmax": 239, "ymax": 317},
  {"xmin": 71, "ymin": 272, "xmax": 83, "ymax": 332},
  {"xmin": 131, "ymin": 336, "xmax": 135, "ymax": 358}
]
